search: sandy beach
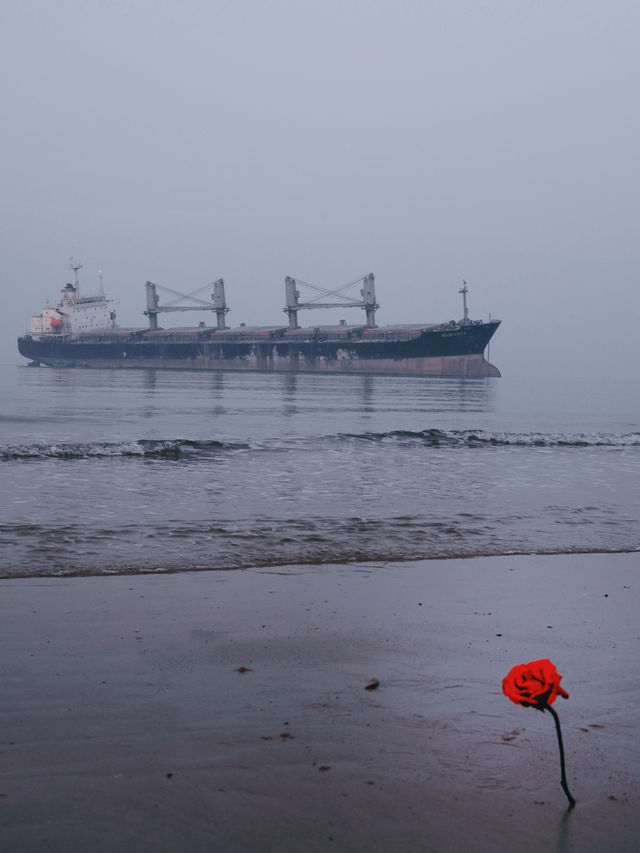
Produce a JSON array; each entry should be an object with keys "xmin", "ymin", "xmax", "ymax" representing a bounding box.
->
[{"xmin": 1, "ymin": 553, "xmax": 638, "ymax": 852}]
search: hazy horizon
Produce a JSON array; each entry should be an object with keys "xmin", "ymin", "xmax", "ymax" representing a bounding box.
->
[{"xmin": 2, "ymin": 0, "xmax": 638, "ymax": 380}]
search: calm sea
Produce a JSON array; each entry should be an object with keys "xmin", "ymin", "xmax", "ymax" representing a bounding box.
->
[{"xmin": 1, "ymin": 364, "xmax": 638, "ymax": 578}]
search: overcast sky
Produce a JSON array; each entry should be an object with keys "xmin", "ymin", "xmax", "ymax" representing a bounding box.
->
[{"xmin": 2, "ymin": 0, "xmax": 638, "ymax": 378}]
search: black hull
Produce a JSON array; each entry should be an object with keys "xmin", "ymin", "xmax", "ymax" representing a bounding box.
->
[{"xmin": 18, "ymin": 321, "xmax": 501, "ymax": 377}]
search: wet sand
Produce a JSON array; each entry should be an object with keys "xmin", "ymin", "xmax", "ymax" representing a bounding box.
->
[{"xmin": 1, "ymin": 553, "xmax": 638, "ymax": 852}]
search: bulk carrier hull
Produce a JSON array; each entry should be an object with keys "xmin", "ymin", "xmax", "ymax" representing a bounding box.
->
[
  {"xmin": 17, "ymin": 266, "xmax": 501, "ymax": 377},
  {"xmin": 18, "ymin": 321, "xmax": 501, "ymax": 377}
]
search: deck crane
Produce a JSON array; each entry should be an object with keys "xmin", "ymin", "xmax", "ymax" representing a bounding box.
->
[
  {"xmin": 284, "ymin": 273, "xmax": 378, "ymax": 330},
  {"xmin": 145, "ymin": 279, "xmax": 229, "ymax": 330}
]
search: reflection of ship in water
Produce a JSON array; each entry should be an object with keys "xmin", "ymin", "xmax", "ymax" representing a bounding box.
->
[
  {"xmin": 18, "ymin": 263, "xmax": 501, "ymax": 377},
  {"xmin": 282, "ymin": 372, "xmax": 299, "ymax": 417}
]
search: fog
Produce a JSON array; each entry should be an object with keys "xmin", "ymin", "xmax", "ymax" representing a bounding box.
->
[{"xmin": 2, "ymin": 0, "xmax": 638, "ymax": 379}]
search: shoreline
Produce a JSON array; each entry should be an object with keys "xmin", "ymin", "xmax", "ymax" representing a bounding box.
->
[
  {"xmin": 1, "ymin": 553, "xmax": 638, "ymax": 851},
  {"xmin": 2, "ymin": 545, "xmax": 638, "ymax": 581}
]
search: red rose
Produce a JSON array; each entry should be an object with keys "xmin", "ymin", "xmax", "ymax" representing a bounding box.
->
[{"xmin": 502, "ymin": 658, "xmax": 569, "ymax": 709}]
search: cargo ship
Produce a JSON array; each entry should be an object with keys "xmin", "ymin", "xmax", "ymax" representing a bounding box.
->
[{"xmin": 18, "ymin": 261, "xmax": 501, "ymax": 377}]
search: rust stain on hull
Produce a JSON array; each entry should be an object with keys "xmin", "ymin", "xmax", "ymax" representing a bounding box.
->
[
  {"xmin": 25, "ymin": 352, "xmax": 500, "ymax": 377},
  {"xmin": 19, "ymin": 319, "xmax": 501, "ymax": 377}
]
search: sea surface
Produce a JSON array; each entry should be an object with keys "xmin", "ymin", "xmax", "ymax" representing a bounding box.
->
[{"xmin": 1, "ymin": 364, "xmax": 638, "ymax": 578}]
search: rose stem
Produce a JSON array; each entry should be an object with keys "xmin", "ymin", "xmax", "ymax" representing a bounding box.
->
[{"xmin": 546, "ymin": 704, "xmax": 576, "ymax": 808}]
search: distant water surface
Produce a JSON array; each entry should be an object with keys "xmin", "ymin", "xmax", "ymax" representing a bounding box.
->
[{"xmin": 1, "ymin": 365, "xmax": 638, "ymax": 577}]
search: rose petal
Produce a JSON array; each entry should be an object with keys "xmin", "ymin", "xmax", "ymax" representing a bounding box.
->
[{"xmin": 502, "ymin": 659, "xmax": 569, "ymax": 709}]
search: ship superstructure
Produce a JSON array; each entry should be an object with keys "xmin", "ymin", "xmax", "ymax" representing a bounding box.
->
[{"xmin": 28, "ymin": 258, "xmax": 117, "ymax": 338}]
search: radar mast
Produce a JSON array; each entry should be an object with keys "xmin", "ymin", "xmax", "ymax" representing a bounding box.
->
[{"xmin": 69, "ymin": 257, "xmax": 83, "ymax": 297}]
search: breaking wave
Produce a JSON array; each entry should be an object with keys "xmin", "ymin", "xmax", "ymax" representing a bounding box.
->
[
  {"xmin": 0, "ymin": 438, "xmax": 250, "ymax": 460},
  {"xmin": 339, "ymin": 428, "xmax": 640, "ymax": 448},
  {"xmin": 1, "ymin": 429, "xmax": 639, "ymax": 461}
]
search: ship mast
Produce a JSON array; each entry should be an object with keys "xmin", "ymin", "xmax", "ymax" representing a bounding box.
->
[
  {"xmin": 459, "ymin": 279, "xmax": 469, "ymax": 324},
  {"xmin": 69, "ymin": 257, "xmax": 83, "ymax": 297}
]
